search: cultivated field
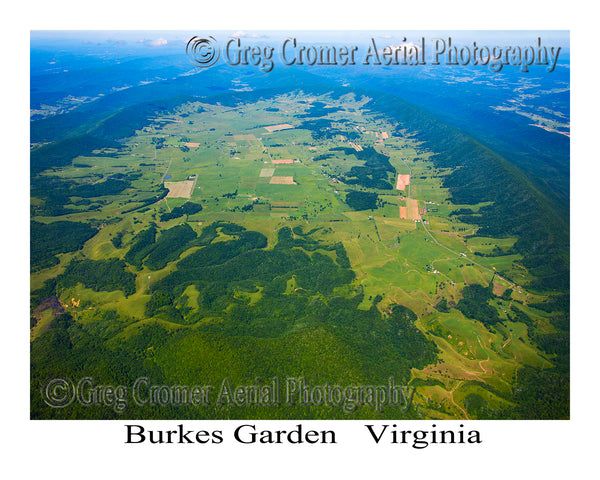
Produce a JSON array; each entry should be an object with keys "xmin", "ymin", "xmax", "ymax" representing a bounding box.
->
[
  {"xmin": 269, "ymin": 176, "xmax": 296, "ymax": 185},
  {"xmin": 165, "ymin": 180, "xmax": 195, "ymax": 198},
  {"xmin": 406, "ymin": 198, "xmax": 421, "ymax": 220},
  {"xmin": 259, "ymin": 168, "xmax": 275, "ymax": 177},
  {"xmin": 264, "ymin": 123, "xmax": 294, "ymax": 132},
  {"xmin": 396, "ymin": 174, "xmax": 411, "ymax": 190},
  {"xmin": 271, "ymin": 159, "xmax": 295, "ymax": 164}
]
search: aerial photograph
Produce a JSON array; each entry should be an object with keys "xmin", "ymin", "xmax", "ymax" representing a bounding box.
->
[{"xmin": 30, "ymin": 30, "xmax": 570, "ymax": 420}]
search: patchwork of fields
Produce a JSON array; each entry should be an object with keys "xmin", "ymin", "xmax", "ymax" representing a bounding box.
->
[{"xmin": 30, "ymin": 89, "xmax": 568, "ymax": 420}]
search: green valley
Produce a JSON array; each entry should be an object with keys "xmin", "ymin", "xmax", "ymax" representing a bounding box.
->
[{"xmin": 30, "ymin": 85, "xmax": 569, "ymax": 420}]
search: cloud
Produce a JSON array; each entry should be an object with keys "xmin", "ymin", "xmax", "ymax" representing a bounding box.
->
[
  {"xmin": 148, "ymin": 38, "xmax": 168, "ymax": 47},
  {"xmin": 229, "ymin": 31, "xmax": 268, "ymax": 40}
]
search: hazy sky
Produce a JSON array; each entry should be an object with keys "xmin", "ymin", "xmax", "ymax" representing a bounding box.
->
[{"xmin": 30, "ymin": 30, "xmax": 570, "ymax": 49}]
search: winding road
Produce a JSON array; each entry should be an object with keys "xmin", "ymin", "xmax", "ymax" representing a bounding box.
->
[{"xmin": 420, "ymin": 206, "xmax": 517, "ymax": 288}]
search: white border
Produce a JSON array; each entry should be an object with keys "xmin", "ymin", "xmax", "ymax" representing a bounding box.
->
[{"xmin": 6, "ymin": 1, "xmax": 598, "ymax": 477}]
